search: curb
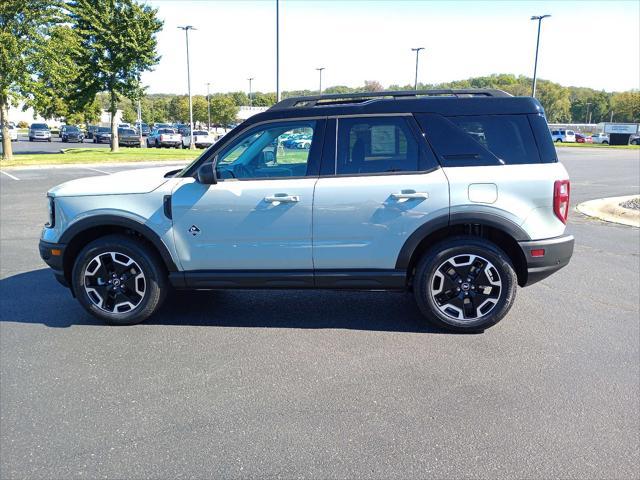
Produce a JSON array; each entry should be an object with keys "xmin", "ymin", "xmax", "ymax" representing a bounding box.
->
[{"xmin": 576, "ymin": 195, "xmax": 640, "ymax": 228}]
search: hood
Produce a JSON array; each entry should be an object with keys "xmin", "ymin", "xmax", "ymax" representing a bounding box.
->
[{"xmin": 48, "ymin": 166, "xmax": 179, "ymax": 197}]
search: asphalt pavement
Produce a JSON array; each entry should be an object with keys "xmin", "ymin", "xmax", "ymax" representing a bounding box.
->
[
  {"xmin": 9, "ymin": 134, "xmax": 133, "ymax": 154},
  {"xmin": 1, "ymin": 148, "xmax": 639, "ymax": 479}
]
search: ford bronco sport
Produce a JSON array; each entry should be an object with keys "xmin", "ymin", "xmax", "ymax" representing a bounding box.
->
[{"xmin": 39, "ymin": 89, "xmax": 574, "ymax": 332}]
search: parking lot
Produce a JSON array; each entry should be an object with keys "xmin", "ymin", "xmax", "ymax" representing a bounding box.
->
[
  {"xmin": 1, "ymin": 148, "xmax": 638, "ymax": 478},
  {"xmin": 8, "ymin": 133, "xmax": 116, "ymax": 154}
]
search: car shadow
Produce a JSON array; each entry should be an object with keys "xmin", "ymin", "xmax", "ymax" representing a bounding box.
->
[{"xmin": 0, "ymin": 269, "xmax": 466, "ymax": 334}]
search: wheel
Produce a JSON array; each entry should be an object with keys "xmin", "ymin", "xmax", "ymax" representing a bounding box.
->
[
  {"xmin": 555, "ymin": 139, "xmax": 562, "ymax": 143},
  {"xmin": 71, "ymin": 234, "xmax": 168, "ymax": 325},
  {"xmin": 155, "ymin": 140, "xmax": 160, "ymax": 148},
  {"xmin": 48, "ymin": 138, "xmax": 51, "ymax": 142},
  {"xmin": 412, "ymin": 237, "xmax": 517, "ymax": 332},
  {"xmin": 29, "ymin": 137, "xmax": 33, "ymax": 142},
  {"xmin": 602, "ymin": 141, "xmax": 608, "ymax": 145}
]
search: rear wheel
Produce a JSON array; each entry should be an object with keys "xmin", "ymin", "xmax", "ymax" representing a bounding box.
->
[
  {"xmin": 72, "ymin": 234, "xmax": 168, "ymax": 325},
  {"xmin": 413, "ymin": 237, "xmax": 517, "ymax": 332}
]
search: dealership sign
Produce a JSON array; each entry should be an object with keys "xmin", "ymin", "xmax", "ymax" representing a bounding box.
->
[{"xmin": 603, "ymin": 123, "xmax": 639, "ymax": 134}]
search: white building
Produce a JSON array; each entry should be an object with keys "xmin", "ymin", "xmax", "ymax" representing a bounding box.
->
[{"xmin": 7, "ymin": 103, "xmax": 121, "ymax": 127}]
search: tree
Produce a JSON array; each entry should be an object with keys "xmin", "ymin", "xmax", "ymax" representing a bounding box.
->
[
  {"xmin": 209, "ymin": 95, "xmax": 238, "ymax": 127},
  {"xmin": 363, "ymin": 80, "xmax": 384, "ymax": 92},
  {"xmin": 0, "ymin": 0, "xmax": 62, "ymax": 160},
  {"xmin": 67, "ymin": 0, "xmax": 163, "ymax": 152},
  {"xmin": 611, "ymin": 91, "xmax": 640, "ymax": 123}
]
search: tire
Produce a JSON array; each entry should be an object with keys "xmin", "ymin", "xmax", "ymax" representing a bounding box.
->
[
  {"xmin": 71, "ymin": 234, "xmax": 168, "ymax": 325},
  {"xmin": 48, "ymin": 138, "xmax": 51, "ymax": 142},
  {"xmin": 603, "ymin": 141, "xmax": 608, "ymax": 145},
  {"xmin": 555, "ymin": 139, "xmax": 562, "ymax": 143},
  {"xmin": 412, "ymin": 237, "xmax": 517, "ymax": 332},
  {"xmin": 29, "ymin": 137, "xmax": 33, "ymax": 142}
]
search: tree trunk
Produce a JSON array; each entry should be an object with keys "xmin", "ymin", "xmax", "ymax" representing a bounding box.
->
[
  {"xmin": 0, "ymin": 93, "xmax": 13, "ymax": 162},
  {"xmin": 110, "ymin": 91, "xmax": 119, "ymax": 153}
]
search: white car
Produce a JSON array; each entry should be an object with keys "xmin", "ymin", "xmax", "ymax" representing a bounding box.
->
[
  {"xmin": 1, "ymin": 124, "xmax": 18, "ymax": 142},
  {"xmin": 182, "ymin": 130, "xmax": 215, "ymax": 149},
  {"xmin": 591, "ymin": 133, "xmax": 610, "ymax": 145},
  {"xmin": 550, "ymin": 129, "xmax": 576, "ymax": 143}
]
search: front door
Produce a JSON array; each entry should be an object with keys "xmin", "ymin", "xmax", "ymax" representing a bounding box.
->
[{"xmin": 171, "ymin": 119, "xmax": 325, "ymax": 271}]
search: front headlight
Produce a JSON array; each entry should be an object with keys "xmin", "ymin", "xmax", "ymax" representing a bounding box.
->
[{"xmin": 46, "ymin": 196, "xmax": 55, "ymax": 227}]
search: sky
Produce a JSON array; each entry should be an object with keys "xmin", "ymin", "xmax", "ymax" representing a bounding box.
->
[{"xmin": 142, "ymin": 0, "xmax": 640, "ymax": 95}]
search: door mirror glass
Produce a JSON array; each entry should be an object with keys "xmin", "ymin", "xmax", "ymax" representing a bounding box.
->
[{"xmin": 196, "ymin": 162, "xmax": 217, "ymax": 184}]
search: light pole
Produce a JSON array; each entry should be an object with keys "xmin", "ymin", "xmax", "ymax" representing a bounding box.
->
[
  {"xmin": 247, "ymin": 77, "xmax": 254, "ymax": 106},
  {"xmin": 316, "ymin": 67, "xmax": 325, "ymax": 94},
  {"xmin": 585, "ymin": 102, "xmax": 592, "ymax": 124},
  {"xmin": 206, "ymin": 82, "xmax": 212, "ymax": 131},
  {"xmin": 411, "ymin": 47, "xmax": 425, "ymax": 90},
  {"xmin": 178, "ymin": 25, "xmax": 196, "ymax": 149},
  {"xmin": 530, "ymin": 14, "xmax": 551, "ymax": 98},
  {"xmin": 276, "ymin": 0, "xmax": 280, "ymax": 102},
  {"xmin": 137, "ymin": 98, "xmax": 143, "ymax": 147}
]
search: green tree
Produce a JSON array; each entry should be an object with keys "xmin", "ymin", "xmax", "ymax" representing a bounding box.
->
[
  {"xmin": 168, "ymin": 95, "xmax": 189, "ymax": 122},
  {"xmin": 229, "ymin": 91, "xmax": 249, "ymax": 106},
  {"xmin": 0, "ymin": 0, "xmax": 62, "ymax": 160},
  {"xmin": 67, "ymin": 0, "xmax": 163, "ymax": 151},
  {"xmin": 210, "ymin": 95, "xmax": 238, "ymax": 127},
  {"xmin": 611, "ymin": 91, "xmax": 640, "ymax": 123}
]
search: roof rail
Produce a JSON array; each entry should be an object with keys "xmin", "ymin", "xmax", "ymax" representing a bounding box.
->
[{"xmin": 270, "ymin": 89, "xmax": 512, "ymax": 110}]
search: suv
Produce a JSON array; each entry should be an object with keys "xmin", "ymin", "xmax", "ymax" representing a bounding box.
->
[
  {"xmin": 591, "ymin": 133, "xmax": 610, "ymax": 145},
  {"xmin": 29, "ymin": 123, "xmax": 52, "ymax": 142},
  {"xmin": 39, "ymin": 90, "xmax": 574, "ymax": 332},
  {"xmin": 550, "ymin": 129, "xmax": 576, "ymax": 143}
]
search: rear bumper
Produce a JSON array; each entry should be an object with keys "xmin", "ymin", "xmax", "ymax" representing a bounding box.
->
[
  {"xmin": 519, "ymin": 235, "xmax": 574, "ymax": 286},
  {"xmin": 39, "ymin": 240, "xmax": 69, "ymax": 287}
]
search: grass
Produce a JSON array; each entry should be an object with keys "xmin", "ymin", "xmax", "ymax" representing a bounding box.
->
[
  {"xmin": 0, "ymin": 147, "xmax": 201, "ymax": 167},
  {"xmin": 555, "ymin": 142, "xmax": 639, "ymax": 150}
]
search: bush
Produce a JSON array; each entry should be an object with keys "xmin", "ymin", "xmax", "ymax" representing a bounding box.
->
[{"xmin": 17, "ymin": 121, "xmax": 29, "ymax": 129}]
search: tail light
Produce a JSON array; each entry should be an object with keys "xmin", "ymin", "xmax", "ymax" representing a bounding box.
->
[
  {"xmin": 160, "ymin": 134, "xmax": 166, "ymax": 141},
  {"xmin": 554, "ymin": 180, "xmax": 570, "ymax": 224}
]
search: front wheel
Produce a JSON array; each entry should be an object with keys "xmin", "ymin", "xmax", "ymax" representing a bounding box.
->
[
  {"xmin": 413, "ymin": 237, "xmax": 517, "ymax": 332},
  {"xmin": 72, "ymin": 234, "xmax": 168, "ymax": 325}
]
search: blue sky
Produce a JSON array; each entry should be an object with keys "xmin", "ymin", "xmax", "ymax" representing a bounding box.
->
[{"xmin": 143, "ymin": 0, "xmax": 640, "ymax": 94}]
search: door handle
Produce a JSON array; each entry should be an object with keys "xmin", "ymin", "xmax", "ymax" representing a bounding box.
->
[
  {"xmin": 391, "ymin": 190, "xmax": 429, "ymax": 200},
  {"xmin": 264, "ymin": 193, "xmax": 300, "ymax": 204}
]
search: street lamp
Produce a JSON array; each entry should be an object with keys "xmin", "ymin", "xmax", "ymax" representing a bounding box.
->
[
  {"xmin": 411, "ymin": 47, "xmax": 425, "ymax": 90},
  {"xmin": 530, "ymin": 14, "xmax": 551, "ymax": 98},
  {"xmin": 178, "ymin": 25, "xmax": 196, "ymax": 150},
  {"xmin": 316, "ymin": 67, "xmax": 325, "ymax": 94},
  {"xmin": 247, "ymin": 77, "xmax": 254, "ymax": 106},
  {"xmin": 206, "ymin": 82, "xmax": 212, "ymax": 131},
  {"xmin": 585, "ymin": 102, "xmax": 592, "ymax": 124},
  {"xmin": 276, "ymin": 0, "xmax": 280, "ymax": 102}
]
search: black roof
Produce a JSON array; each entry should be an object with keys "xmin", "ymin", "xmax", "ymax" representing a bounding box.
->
[{"xmin": 243, "ymin": 89, "xmax": 544, "ymax": 127}]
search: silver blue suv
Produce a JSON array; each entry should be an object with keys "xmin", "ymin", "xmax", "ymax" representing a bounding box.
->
[{"xmin": 39, "ymin": 89, "xmax": 574, "ymax": 332}]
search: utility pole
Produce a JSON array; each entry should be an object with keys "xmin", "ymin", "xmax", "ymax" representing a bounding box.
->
[
  {"xmin": 276, "ymin": 0, "xmax": 280, "ymax": 102},
  {"xmin": 530, "ymin": 15, "xmax": 551, "ymax": 97},
  {"xmin": 411, "ymin": 47, "xmax": 425, "ymax": 90},
  {"xmin": 248, "ymin": 77, "xmax": 254, "ymax": 106},
  {"xmin": 137, "ymin": 98, "xmax": 143, "ymax": 147},
  {"xmin": 610, "ymin": 111, "xmax": 614, "ymax": 122},
  {"xmin": 316, "ymin": 67, "xmax": 325, "ymax": 94},
  {"xmin": 585, "ymin": 102, "xmax": 592, "ymax": 124},
  {"xmin": 178, "ymin": 25, "xmax": 196, "ymax": 149},
  {"xmin": 206, "ymin": 82, "xmax": 212, "ymax": 131}
]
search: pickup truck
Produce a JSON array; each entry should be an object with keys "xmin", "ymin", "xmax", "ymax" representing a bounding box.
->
[
  {"xmin": 182, "ymin": 130, "xmax": 216, "ymax": 149},
  {"xmin": 147, "ymin": 128, "xmax": 182, "ymax": 148}
]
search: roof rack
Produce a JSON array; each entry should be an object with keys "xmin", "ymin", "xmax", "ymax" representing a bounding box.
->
[{"xmin": 270, "ymin": 89, "xmax": 512, "ymax": 110}]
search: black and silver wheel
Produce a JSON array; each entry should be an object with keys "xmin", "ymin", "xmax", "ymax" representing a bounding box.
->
[
  {"xmin": 72, "ymin": 234, "xmax": 167, "ymax": 325},
  {"xmin": 413, "ymin": 237, "xmax": 517, "ymax": 332}
]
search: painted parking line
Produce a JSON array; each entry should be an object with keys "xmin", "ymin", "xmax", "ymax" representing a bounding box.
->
[
  {"xmin": 81, "ymin": 167, "xmax": 111, "ymax": 175},
  {"xmin": 0, "ymin": 170, "xmax": 19, "ymax": 180}
]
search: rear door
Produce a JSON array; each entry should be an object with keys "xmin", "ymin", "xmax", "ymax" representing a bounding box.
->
[{"xmin": 312, "ymin": 115, "xmax": 449, "ymax": 271}]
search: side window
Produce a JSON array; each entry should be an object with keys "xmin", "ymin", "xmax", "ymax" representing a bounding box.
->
[
  {"xmin": 215, "ymin": 121, "xmax": 317, "ymax": 180},
  {"xmin": 336, "ymin": 117, "xmax": 420, "ymax": 175},
  {"xmin": 448, "ymin": 115, "xmax": 541, "ymax": 165}
]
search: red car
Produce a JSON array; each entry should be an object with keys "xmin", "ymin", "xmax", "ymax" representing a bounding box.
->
[{"xmin": 575, "ymin": 133, "xmax": 593, "ymax": 143}]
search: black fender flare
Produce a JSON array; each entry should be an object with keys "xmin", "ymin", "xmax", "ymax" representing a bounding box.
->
[
  {"xmin": 59, "ymin": 214, "xmax": 178, "ymax": 271},
  {"xmin": 395, "ymin": 212, "xmax": 530, "ymax": 270}
]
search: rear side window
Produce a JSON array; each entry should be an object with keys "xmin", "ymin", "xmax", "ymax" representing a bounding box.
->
[
  {"xmin": 449, "ymin": 115, "xmax": 540, "ymax": 165},
  {"xmin": 335, "ymin": 117, "xmax": 428, "ymax": 175}
]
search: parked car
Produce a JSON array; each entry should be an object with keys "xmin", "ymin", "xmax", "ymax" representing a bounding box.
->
[
  {"xmin": 181, "ymin": 129, "xmax": 215, "ymax": 149},
  {"xmin": 86, "ymin": 125, "xmax": 98, "ymax": 139},
  {"xmin": 591, "ymin": 133, "xmax": 610, "ymax": 144},
  {"xmin": 147, "ymin": 128, "xmax": 181, "ymax": 148},
  {"xmin": 93, "ymin": 126, "xmax": 112, "ymax": 144},
  {"xmin": 134, "ymin": 122, "xmax": 150, "ymax": 136},
  {"xmin": 39, "ymin": 89, "xmax": 574, "ymax": 332},
  {"xmin": 575, "ymin": 133, "xmax": 592, "ymax": 144},
  {"xmin": 550, "ymin": 129, "xmax": 576, "ymax": 143},
  {"xmin": 29, "ymin": 123, "xmax": 51, "ymax": 142},
  {"xmin": 118, "ymin": 128, "xmax": 141, "ymax": 147},
  {"xmin": 118, "ymin": 123, "xmax": 132, "ymax": 129},
  {"xmin": 628, "ymin": 134, "xmax": 639, "ymax": 145},
  {"xmin": 61, "ymin": 125, "xmax": 85, "ymax": 143},
  {"xmin": 0, "ymin": 124, "xmax": 18, "ymax": 142}
]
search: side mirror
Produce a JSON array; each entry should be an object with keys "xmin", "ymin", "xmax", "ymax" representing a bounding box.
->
[{"xmin": 196, "ymin": 162, "xmax": 217, "ymax": 185}]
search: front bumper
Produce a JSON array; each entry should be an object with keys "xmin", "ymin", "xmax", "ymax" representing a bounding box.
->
[
  {"xmin": 39, "ymin": 239, "xmax": 69, "ymax": 287},
  {"xmin": 519, "ymin": 235, "xmax": 575, "ymax": 286}
]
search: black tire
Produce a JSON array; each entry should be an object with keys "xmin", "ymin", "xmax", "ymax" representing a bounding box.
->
[
  {"xmin": 48, "ymin": 138, "xmax": 51, "ymax": 142},
  {"xmin": 602, "ymin": 141, "xmax": 608, "ymax": 145},
  {"xmin": 555, "ymin": 139, "xmax": 562, "ymax": 143},
  {"xmin": 71, "ymin": 234, "xmax": 168, "ymax": 325},
  {"xmin": 413, "ymin": 237, "xmax": 517, "ymax": 333}
]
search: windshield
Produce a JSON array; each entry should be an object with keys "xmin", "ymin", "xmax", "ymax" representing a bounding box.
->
[
  {"xmin": 193, "ymin": 131, "xmax": 208, "ymax": 135},
  {"xmin": 98, "ymin": 127, "xmax": 111, "ymax": 133},
  {"xmin": 31, "ymin": 124, "xmax": 48, "ymax": 130},
  {"xmin": 66, "ymin": 126, "xmax": 80, "ymax": 132},
  {"xmin": 119, "ymin": 128, "xmax": 137, "ymax": 135},
  {"xmin": 158, "ymin": 129, "xmax": 176, "ymax": 134}
]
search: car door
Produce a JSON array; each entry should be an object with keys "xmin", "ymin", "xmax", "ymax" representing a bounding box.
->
[
  {"xmin": 171, "ymin": 119, "xmax": 325, "ymax": 272},
  {"xmin": 312, "ymin": 115, "xmax": 449, "ymax": 271}
]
